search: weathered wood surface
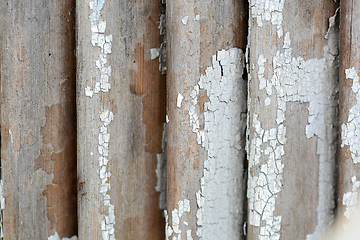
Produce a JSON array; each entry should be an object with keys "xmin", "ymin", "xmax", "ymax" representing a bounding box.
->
[
  {"xmin": 166, "ymin": 1, "xmax": 248, "ymax": 239},
  {"xmin": 0, "ymin": 0, "xmax": 77, "ymax": 239},
  {"xmin": 338, "ymin": 0, "xmax": 360, "ymax": 228},
  {"xmin": 247, "ymin": 1, "xmax": 339, "ymax": 239},
  {"xmin": 76, "ymin": 0, "xmax": 166, "ymax": 239}
]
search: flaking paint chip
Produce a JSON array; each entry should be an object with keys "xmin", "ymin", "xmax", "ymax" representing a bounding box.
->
[
  {"xmin": 85, "ymin": 86, "xmax": 94, "ymax": 97},
  {"xmin": 182, "ymin": 16, "xmax": 189, "ymax": 25},
  {"xmin": 177, "ymin": 93, "xmax": 184, "ymax": 108},
  {"xmin": 150, "ymin": 48, "xmax": 160, "ymax": 60}
]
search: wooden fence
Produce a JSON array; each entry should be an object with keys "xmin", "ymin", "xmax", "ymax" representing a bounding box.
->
[{"xmin": 0, "ymin": 0, "xmax": 359, "ymax": 239}]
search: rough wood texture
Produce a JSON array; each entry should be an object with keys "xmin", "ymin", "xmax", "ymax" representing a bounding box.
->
[
  {"xmin": 166, "ymin": 1, "xmax": 248, "ymax": 239},
  {"xmin": 0, "ymin": 1, "xmax": 77, "ymax": 239},
  {"xmin": 76, "ymin": 0, "xmax": 165, "ymax": 239},
  {"xmin": 338, "ymin": 0, "xmax": 360, "ymax": 228},
  {"xmin": 247, "ymin": 1, "xmax": 338, "ymax": 239}
]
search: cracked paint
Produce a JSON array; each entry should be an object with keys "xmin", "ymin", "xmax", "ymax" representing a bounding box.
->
[
  {"xmin": 248, "ymin": 1, "xmax": 338, "ymax": 239},
  {"xmin": 342, "ymin": 176, "xmax": 360, "ymax": 221},
  {"xmin": 341, "ymin": 68, "xmax": 360, "ymax": 163},
  {"xmin": 88, "ymin": 1, "xmax": 115, "ymax": 239},
  {"xmin": 191, "ymin": 48, "xmax": 246, "ymax": 239},
  {"xmin": 165, "ymin": 199, "xmax": 191, "ymax": 240},
  {"xmin": 250, "ymin": 0, "xmax": 284, "ymax": 37},
  {"xmin": 85, "ymin": 0, "xmax": 113, "ymax": 97}
]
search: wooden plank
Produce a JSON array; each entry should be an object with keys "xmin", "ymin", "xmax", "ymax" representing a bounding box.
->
[
  {"xmin": 166, "ymin": 1, "xmax": 248, "ymax": 239},
  {"xmin": 0, "ymin": 1, "xmax": 77, "ymax": 239},
  {"xmin": 338, "ymin": 0, "xmax": 360, "ymax": 228},
  {"xmin": 247, "ymin": 1, "xmax": 338, "ymax": 239},
  {"xmin": 76, "ymin": 0, "xmax": 166, "ymax": 239}
]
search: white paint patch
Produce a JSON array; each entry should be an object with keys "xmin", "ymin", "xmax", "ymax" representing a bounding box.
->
[
  {"xmin": 87, "ymin": 0, "xmax": 113, "ymax": 96},
  {"xmin": 85, "ymin": 86, "xmax": 94, "ymax": 97},
  {"xmin": 249, "ymin": 2, "xmax": 338, "ymax": 239},
  {"xmin": 156, "ymin": 123, "xmax": 167, "ymax": 210},
  {"xmin": 98, "ymin": 110, "xmax": 115, "ymax": 239},
  {"xmin": 193, "ymin": 48, "xmax": 246, "ymax": 239},
  {"xmin": 166, "ymin": 115, "xmax": 169, "ymax": 123},
  {"xmin": 194, "ymin": 15, "xmax": 200, "ymax": 21},
  {"xmin": 9, "ymin": 129, "xmax": 13, "ymax": 144},
  {"xmin": 343, "ymin": 176, "xmax": 360, "ymax": 221},
  {"xmin": 177, "ymin": 93, "xmax": 183, "ymax": 108},
  {"xmin": 165, "ymin": 199, "xmax": 191, "ymax": 240},
  {"xmin": 341, "ymin": 67, "xmax": 360, "ymax": 163},
  {"xmin": 150, "ymin": 48, "xmax": 160, "ymax": 60},
  {"xmin": 89, "ymin": 1, "xmax": 116, "ymax": 239},
  {"xmin": 325, "ymin": 7, "xmax": 339, "ymax": 40},
  {"xmin": 182, "ymin": 16, "xmax": 189, "ymax": 25},
  {"xmin": 250, "ymin": 0, "xmax": 284, "ymax": 37},
  {"xmin": 48, "ymin": 232, "xmax": 77, "ymax": 240}
]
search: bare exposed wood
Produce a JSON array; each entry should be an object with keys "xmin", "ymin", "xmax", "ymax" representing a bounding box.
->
[
  {"xmin": 0, "ymin": 1, "xmax": 77, "ymax": 239},
  {"xmin": 166, "ymin": 1, "xmax": 248, "ymax": 239},
  {"xmin": 338, "ymin": 0, "xmax": 360, "ymax": 228},
  {"xmin": 247, "ymin": 1, "xmax": 338, "ymax": 239},
  {"xmin": 76, "ymin": 0, "xmax": 165, "ymax": 239}
]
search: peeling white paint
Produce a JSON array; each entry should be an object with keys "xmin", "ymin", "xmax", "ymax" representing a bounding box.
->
[
  {"xmin": 48, "ymin": 232, "xmax": 77, "ymax": 240},
  {"xmin": 150, "ymin": 48, "xmax": 160, "ymax": 60},
  {"xmin": 182, "ymin": 16, "xmax": 189, "ymax": 25},
  {"xmin": 191, "ymin": 48, "xmax": 246, "ymax": 239},
  {"xmin": 165, "ymin": 199, "xmax": 191, "ymax": 240},
  {"xmin": 325, "ymin": 7, "xmax": 339, "ymax": 40},
  {"xmin": 249, "ymin": 1, "xmax": 338, "ymax": 239},
  {"xmin": 87, "ymin": 0, "xmax": 113, "ymax": 96},
  {"xmin": 343, "ymin": 176, "xmax": 360, "ymax": 221},
  {"xmin": 156, "ymin": 123, "xmax": 167, "ymax": 210},
  {"xmin": 194, "ymin": 15, "xmax": 200, "ymax": 21},
  {"xmin": 250, "ymin": 0, "xmax": 284, "ymax": 37},
  {"xmin": 85, "ymin": 86, "xmax": 94, "ymax": 97},
  {"xmin": 177, "ymin": 93, "xmax": 183, "ymax": 108},
  {"xmin": 89, "ymin": 1, "xmax": 115, "ymax": 239},
  {"xmin": 8, "ymin": 129, "xmax": 13, "ymax": 144},
  {"xmin": 341, "ymin": 67, "xmax": 360, "ymax": 163}
]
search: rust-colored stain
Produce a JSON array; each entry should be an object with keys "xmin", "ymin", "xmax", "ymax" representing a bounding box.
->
[
  {"xmin": 122, "ymin": 2, "xmax": 166, "ymax": 239},
  {"xmin": 193, "ymin": 157, "xmax": 199, "ymax": 169},
  {"xmin": 40, "ymin": 104, "xmax": 77, "ymax": 238},
  {"xmin": 78, "ymin": 181, "xmax": 85, "ymax": 192},
  {"xmin": 198, "ymin": 89, "xmax": 209, "ymax": 113}
]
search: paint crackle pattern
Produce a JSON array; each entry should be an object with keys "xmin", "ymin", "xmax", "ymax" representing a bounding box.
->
[
  {"xmin": 248, "ymin": 1, "xmax": 338, "ymax": 239},
  {"xmin": 194, "ymin": 49, "xmax": 246, "ymax": 240},
  {"xmin": 87, "ymin": 1, "xmax": 115, "ymax": 239},
  {"xmin": 249, "ymin": 33, "xmax": 338, "ymax": 239},
  {"xmin": 341, "ymin": 68, "xmax": 360, "ymax": 163}
]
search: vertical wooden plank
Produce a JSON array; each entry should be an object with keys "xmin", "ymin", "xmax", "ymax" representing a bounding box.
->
[
  {"xmin": 338, "ymin": 0, "xmax": 360, "ymax": 228},
  {"xmin": 76, "ymin": 0, "xmax": 165, "ymax": 239},
  {"xmin": 166, "ymin": 1, "xmax": 248, "ymax": 239},
  {"xmin": 247, "ymin": 1, "xmax": 338, "ymax": 239},
  {"xmin": 1, "ymin": 0, "xmax": 77, "ymax": 239}
]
